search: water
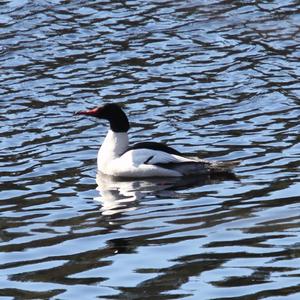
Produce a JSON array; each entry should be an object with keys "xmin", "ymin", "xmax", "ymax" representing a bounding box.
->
[{"xmin": 1, "ymin": 0, "xmax": 300, "ymax": 299}]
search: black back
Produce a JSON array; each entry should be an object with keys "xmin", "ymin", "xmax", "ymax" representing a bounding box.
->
[{"xmin": 126, "ymin": 142, "xmax": 182, "ymax": 155}]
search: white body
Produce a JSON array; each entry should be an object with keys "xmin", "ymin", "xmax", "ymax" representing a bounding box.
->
[{"xmin": 97, "ymin": 130, "xmax": 197, "ymax": 178}]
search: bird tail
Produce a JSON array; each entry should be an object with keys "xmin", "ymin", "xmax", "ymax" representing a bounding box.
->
[{"xmin": 209, "ymin": 160, "xmax": 240, "ymax": 173}]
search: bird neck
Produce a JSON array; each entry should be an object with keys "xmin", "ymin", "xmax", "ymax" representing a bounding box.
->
[
  {"xmin": 108, "ymin": 112, "xmax": 130, "ymax": 132},
  {"xmin": 99, "ymin": 130, "xmax": 129, "ymax": 159}
]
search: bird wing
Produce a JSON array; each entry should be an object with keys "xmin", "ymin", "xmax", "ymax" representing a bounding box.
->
[
  {"xmin": 120, "ymin": 148, "xmax": 195, "ymax": 167},
  {"xmin": 126, "ymin": 142, "xmax": 182, "ymax": 156}
]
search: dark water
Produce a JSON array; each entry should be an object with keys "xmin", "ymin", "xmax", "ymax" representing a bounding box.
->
[{"xmin": 1, "ymin": 0, "xmax": 300, "ymax": 299}]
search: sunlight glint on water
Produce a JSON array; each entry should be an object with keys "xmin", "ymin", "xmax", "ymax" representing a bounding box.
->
[{"xmin": 1, "ymin": 1, "xmax": 300, "ymax": 299}]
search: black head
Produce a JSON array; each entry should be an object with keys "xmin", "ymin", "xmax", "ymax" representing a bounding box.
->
[{"xmin": 77, "ymin": 103, "xmax": 130, "ymax": 132}]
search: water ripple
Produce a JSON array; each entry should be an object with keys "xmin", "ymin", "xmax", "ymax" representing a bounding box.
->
[{"xmin": 1, "ymin": 0, "xmax": 300, "ymax": 299}]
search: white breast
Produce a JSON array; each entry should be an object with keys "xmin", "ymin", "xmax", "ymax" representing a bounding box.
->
[{"xmin": 97, "ymin": 130, "xmax": 128, "ymax": 174}]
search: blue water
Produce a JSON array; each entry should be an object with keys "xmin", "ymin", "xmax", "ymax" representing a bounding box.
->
[{"xmin": 1, "ymin": 1, "xmax": 300, "ymax": 299}]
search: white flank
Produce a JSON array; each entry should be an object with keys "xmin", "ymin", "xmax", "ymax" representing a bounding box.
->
[{"xmin": 97, "ymin": 130, "xmax": 199, "ymax": 177}]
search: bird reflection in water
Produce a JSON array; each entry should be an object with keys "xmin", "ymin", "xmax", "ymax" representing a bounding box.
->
[{"xmin": 94, "ymin": 172, "xmax": 238, "ymax": 216}]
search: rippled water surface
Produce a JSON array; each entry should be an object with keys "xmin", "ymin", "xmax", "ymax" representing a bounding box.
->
[{"xmin": 1, "ymin": 1, "xmax": 300, "ymax": 299}]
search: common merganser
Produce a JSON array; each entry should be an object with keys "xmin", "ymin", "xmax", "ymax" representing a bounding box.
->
[{"xmin": 77, "ymin": 103, "xmax": 238, "ymax": 178}]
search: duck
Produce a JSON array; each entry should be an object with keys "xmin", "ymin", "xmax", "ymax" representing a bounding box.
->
[{"xmin": 76, "ymin": 103, "xmax": 239, "ymax": 178}]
